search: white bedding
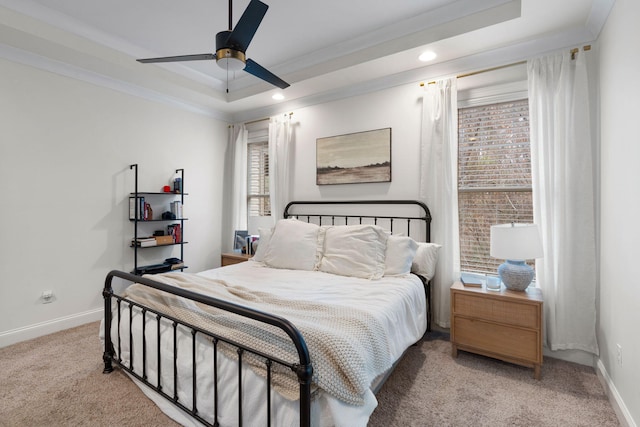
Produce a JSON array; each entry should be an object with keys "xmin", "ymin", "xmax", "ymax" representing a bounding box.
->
[{"xmin": 102, "ymin": 260, "xmax": 427, "ymax": 427}]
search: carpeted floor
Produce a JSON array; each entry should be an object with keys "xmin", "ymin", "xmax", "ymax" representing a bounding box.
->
[
  {"xmin": 0, "ymin": 322, "xmax": 620, "ymax": 426},
  {"xmin": 370, "ymin": 331, "xmax": 620, "ymax": 426}
]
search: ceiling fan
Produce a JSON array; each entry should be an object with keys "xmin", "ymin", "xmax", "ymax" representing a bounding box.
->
[{"xmin": 137, "ymin": 0, "xmax": 289, "ymax": 90}]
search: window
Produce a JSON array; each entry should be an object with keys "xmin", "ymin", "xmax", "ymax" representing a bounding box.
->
[
  {"xmin": 247, "ymin": 125, "xmax": 271, "ymax": 217},
  {"xmin": 457, "ymin": 99, "xmax": 532, "ymax": 274}
]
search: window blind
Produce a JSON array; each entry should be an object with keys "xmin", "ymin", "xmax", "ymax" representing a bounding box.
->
[
  {"xmin": 247, "ymin": 126, "xmax": 271, "ymax": 217},
  {"xmin": 458, "ymin": 99, "xmax": 533, "ymax": 274}
]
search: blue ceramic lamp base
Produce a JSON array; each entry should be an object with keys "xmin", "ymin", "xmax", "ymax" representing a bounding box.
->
[{"xmin": 498, "ymin": 260, "xmax": 534, "ymax": 291}]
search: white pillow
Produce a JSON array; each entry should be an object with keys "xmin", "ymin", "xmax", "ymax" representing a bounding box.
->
[
  {"xmin": 411, "ymin": 242, "xmax": 441, "ymax": 280},
  {"xmin": 384, "ymin": 235, "xmax": 418, "ymax": 276},
  {"xmin": 250, "ymin": 227, "xmax": 272, "ymax": 262},
  {"xmin": 263, "ymin": 219, "xmax": 321, "ymax": 271},
  {"xmin": 319, "ymin": 224, "xmax": 388, "ymax": 279}
]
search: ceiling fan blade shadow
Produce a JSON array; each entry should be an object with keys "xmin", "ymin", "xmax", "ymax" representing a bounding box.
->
[
  {"xmin": 244, "ymin": 58, "xmax": 290, "ymax": 89},
  {"xmin": 226, "ymin": 0, "xmax": 268, "ymax": 51},
  {"xmin": 137, "ymin": 54, "xmax": 215, "ymax": 63}
]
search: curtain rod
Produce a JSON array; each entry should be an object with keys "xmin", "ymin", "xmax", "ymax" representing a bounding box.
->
[
  {"xmin": 420, "ymin": 60, "xmax": 525, "ymax": 87},
  {"xmin": 244, "ymin": 117, "xmax": 269, "ymax": 125},
  {"xmin": 420, "ymin": 45, "xmax": 591, "ymax": 86},
  {"xmin": 244, "ymin": 112, "xmax": 294, "ymax": 126}
]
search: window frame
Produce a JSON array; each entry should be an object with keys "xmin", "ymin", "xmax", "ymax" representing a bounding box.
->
[{"xmin": 457, "ymin": 92, "xmax": 533, "ymax": 275}]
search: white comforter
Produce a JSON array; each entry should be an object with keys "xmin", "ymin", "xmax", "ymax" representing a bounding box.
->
[{"xmin": 103, "ymin": 261, "xmax": 427, "ymax": 427}]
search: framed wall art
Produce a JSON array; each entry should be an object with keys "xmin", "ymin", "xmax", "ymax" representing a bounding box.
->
[{"xmin": 316, "ymin": 127, "xmax": 391, "ymax": 185}]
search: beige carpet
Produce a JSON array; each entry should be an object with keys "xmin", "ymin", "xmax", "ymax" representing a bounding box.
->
[{"xmin": 0, "ymin": 322, "xmax": 619, "ymax": 426}]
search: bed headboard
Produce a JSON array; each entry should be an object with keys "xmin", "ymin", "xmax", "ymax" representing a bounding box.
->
[{"xmin": 283, "ymin": 200, "xmax": 431, "ymax": 243}]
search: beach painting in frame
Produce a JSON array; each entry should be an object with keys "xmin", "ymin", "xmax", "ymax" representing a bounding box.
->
[{"xmin": 316, "ymin": 128, "xmax": 391, "ymax": 185}]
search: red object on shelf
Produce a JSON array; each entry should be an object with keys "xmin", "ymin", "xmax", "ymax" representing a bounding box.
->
[{"xmin": 163, "ymin": 185, "xmax": 171, "ymax": 192}]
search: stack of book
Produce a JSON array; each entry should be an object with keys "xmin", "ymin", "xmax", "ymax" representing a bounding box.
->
[
  {"xmin": 129, "ymin": 197, "xmax": 153, "ymax": 220},
  {"xmin": 167, "ymin": 224, "xmax": 181, "ymax": 243},
  {"xmin": 170, "ymin": 201, "xmax": 183, "ymax": 219},
  {"xmin": 133, "ymin": 258, "xmax": 185, "ymax": 275},
  {"xmin": 132, "ymin": 237, "xmax": 157, "ymax": 247},
  {"xmin": 460, "ymin": 273, "xmax": 484, "ymax": 287}
]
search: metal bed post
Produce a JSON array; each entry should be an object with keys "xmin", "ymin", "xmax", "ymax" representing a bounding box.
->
[{"xmin": 102, "ymin": 277, "xmax": 114, "ymax": 374}]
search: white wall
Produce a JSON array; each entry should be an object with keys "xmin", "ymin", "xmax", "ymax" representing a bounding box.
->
[
  {"xmin": 289, "ymin": 83, "xmax": 424, "ymax": 201},
  {"xmin": 0, "ymin": 58, "xmax": 228, "ymax": 346},
  {"xmin": 598, "ymin": 0, "xmax": 640, "ymax": 424}
]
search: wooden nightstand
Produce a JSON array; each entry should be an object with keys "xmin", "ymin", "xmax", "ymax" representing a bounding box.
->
[
  {"xmin": 221, "ymin": 252, "xmax": 252, "ymax": 266},
  {"xmin": 450, "ymin": 281, "xmax": 543, "ymax": 379}
]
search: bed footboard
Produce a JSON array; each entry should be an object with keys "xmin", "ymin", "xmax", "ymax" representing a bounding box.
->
[{"xmin": 102, "ymin": 270, "xmax": 313, "ymax": 427}]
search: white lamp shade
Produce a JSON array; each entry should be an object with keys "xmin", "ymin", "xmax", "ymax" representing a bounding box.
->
[{"xmin": 490, "ymin": 223, "xmax": 543, "ymax": 261}]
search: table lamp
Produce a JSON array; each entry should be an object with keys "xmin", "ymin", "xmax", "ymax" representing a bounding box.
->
[{"xmin": 490, "ymin": 223, "xmax": 543, "ymax": 291}]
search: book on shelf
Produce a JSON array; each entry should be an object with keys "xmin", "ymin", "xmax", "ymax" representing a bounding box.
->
[
  {"xmin": 170, "ymin": 201, "xmax": 183, "ymax": 219},
  {"xmin": 134, "ymin": 263, "xmax": 171, "ymax": 275},
  {"xmin": 460, "ymin": 273, "xmax": 484, "ymax": 287},
  {"xmin": 129, "ymin": 196, "xmax": 145, "ymax": 220},
  {"xmin": 133, "ymin": 236, "xmax": 155, "ymax": 241},
  {"xmin": 168, "ymin": 224, "xmax": 182, "ymax": 243},
  {"xmin": 132, "ymin": 237, "xmax": 157, "ymax": 247}
]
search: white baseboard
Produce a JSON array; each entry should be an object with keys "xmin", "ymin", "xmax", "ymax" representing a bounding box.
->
[
  {"xmin": 596, "ymin": 359, "xmax": 637, "ymax": 427},
  {"xmin": 0, "ymin": 308, "xmax": 103, "ymax": 348}
]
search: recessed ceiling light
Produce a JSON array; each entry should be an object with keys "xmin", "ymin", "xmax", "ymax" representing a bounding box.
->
[
  {"xmin": 272, "ymin": 93, "xmax": 285, "ymax": 100},
  {"xmin": 419, "ymin": 51, "xmax": 437, "ymax": 62}
]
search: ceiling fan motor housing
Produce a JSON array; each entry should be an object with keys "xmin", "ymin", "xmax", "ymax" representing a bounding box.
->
[{"xmin": 216, "ymin": 30, "xmax": 246, "ymax": 70}]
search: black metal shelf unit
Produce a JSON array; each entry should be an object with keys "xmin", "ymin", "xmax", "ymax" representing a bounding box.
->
[{"xmin": 130, "ymin": 164, "xmax": 187, "ymax": 275}]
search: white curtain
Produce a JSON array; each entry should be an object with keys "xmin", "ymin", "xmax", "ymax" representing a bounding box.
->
[
  {"xmin": 268, "ymin": 114, "xmax": 293, "ymax": 222},
  {"xmin": 420, "ymin": 78, "xmax": 460, "ymax": 328},
  {"xmin": 528, "ymin": 51, "xmax": 599, "ymax": 354},
  {"xmin": 228, "ymin": 124, "xmax": 248, "ymax": 251}
]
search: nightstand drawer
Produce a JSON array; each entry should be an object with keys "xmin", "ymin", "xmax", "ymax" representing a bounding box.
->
[
  {"xmin": 453, "ymin": 317, "xmax": 540, "ymax": 362},
  {"xmin": 453, "ymin": 292, "xmax": 539, "ymax": 329}
]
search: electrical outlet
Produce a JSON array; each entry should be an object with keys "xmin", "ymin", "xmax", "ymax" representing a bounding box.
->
[
  {"xmin": 616, "ymin": 344, "xmax": 622, "ymax": 366},
  {"xmin": 42, "ymin": 290, "xmax": 53, "ymax": 304}
]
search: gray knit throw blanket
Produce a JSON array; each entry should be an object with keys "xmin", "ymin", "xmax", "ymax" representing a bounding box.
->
[{"xmin": 121, "ymin": 272, "xmax": 392, "ymax": 406}]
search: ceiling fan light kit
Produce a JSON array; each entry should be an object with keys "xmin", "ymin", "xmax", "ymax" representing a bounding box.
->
[
  {"xmin": 216, "ymin": 48, "xmax": 246, "ymax": 71},
  {"xmin": 137, "ymin": 0, "xmax": 289, "ymax": 90}
]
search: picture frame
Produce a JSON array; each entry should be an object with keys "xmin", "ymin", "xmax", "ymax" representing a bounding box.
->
[
  {"xmin": 233, "ymin": 230, "xmax": 248, "ymax": 253},
  {"xmin": 316, "ymin": 128, "xmax": 391, "ymax": 185}
]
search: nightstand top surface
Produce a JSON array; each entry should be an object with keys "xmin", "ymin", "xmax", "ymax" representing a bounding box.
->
[
  {"xmin": 451, "ymin": 280, "xmax": 543, "ymax": 302},
  {"xmin": 221, "ymin": 252, "xmax": 252, "ymax": 260}
]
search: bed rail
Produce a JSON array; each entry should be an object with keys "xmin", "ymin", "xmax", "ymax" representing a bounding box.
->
[{"xmin": 103, "ymin": 269, "xmax": 313, "ymax": 427}]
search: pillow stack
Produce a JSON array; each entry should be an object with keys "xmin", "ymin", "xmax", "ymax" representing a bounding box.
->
[{"xmin": 250, "ymin": 218, "xmax": 441, "ymax": 280}]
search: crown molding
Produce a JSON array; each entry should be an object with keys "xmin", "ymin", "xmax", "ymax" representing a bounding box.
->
[{"xmin": 0, "ymin": 42, "xmax": 231, "ymax": 120}]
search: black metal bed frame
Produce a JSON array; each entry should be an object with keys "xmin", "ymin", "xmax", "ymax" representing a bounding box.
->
[{"xmin": 102, "ymin": 200, "xmax": 431, "ymax": 427}]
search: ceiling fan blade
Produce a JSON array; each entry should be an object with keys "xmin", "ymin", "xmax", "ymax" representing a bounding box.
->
[
  {"xmin": 137, "ymin": 53, "xmax": 215, "ymax": 63},
  {"xmin": 244, "ymin": 58, "xmax": 289, "ymax": 89},
  {"xmin": 226, "ymin": 0, "xmax": 268, "ymax": 51}
]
